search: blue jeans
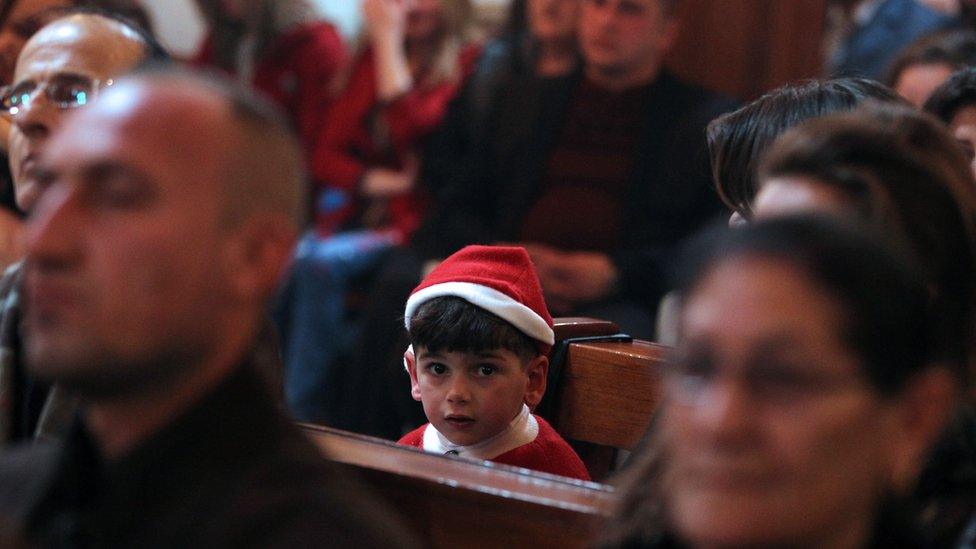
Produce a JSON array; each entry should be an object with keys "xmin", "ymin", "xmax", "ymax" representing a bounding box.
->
[{"xmin": 274, "ymin": 229, "xmax": 398, "ymax": 423}]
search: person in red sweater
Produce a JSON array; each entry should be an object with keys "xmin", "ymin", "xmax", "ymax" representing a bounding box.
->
[
  {"xmin": 397, "ymin": 245, "xmax": 590, "ymax": 481},
  {"xmin": 192, "ymin": 0, "xmax": 346, "ymax": 155},
  {"xmin": 274, "ymin": 0, "xmax": 478, "ymax": 425}
]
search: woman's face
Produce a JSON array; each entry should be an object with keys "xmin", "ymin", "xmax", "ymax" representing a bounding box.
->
[
  {"xmin": 528, "ymin": 0, "xmax": 580, "ymax": 43},
  {"xmin": 664, "ymin": 256, "xmax": 907, "ymax": 547},
  {"xmin": 406, "ymin": 0, "xmax": 445, "ymax": 42}
]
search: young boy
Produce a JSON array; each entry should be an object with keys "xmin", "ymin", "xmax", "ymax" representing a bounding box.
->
[{"xmin": 398, "ymin": 245, "xmax": 590, "ymax": 481}]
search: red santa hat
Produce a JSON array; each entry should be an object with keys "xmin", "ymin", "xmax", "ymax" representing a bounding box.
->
[{"xmin": 404, "ymin": 245, "xmax": 555, "ymax": 350}]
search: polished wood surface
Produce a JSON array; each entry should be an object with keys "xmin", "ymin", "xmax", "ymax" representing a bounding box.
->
[
  {"xmin": 666, "ymin": 0, "xmax": 828, "ymax": 100},
  {"xmin": 553, "ymin": 340, "xmax": 668, "ymax": 452},
  {"xmin": 303, "ymin": 424, "xmax": 616, "ymax": 548},
  {"xmin": 552, "ymin": 317, "xmax": 621, "ymax": 341}
]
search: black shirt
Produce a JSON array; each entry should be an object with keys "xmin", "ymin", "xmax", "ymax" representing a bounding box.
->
[{"xmin": 0, "ymin": 361, "xmax": 416, "ymax": 548}]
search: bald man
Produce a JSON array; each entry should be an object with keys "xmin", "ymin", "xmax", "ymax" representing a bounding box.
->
[
  {"xmin": 0, "ymin": 68, "xmax": 414, "ymax": 547},
  {"xmin": 0, "ymin": 11, "xmax": 165, "ymax": 445}
]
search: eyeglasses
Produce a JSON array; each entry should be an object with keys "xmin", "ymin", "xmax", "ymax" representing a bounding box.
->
[{"xmin": 0, "ymin": 75, "xmax": 113, "ymax": 115}]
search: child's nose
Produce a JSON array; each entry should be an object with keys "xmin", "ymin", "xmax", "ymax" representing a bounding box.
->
[{"xmin": 446, "ymin": 378, "xmax": 471, "ymax": 403}]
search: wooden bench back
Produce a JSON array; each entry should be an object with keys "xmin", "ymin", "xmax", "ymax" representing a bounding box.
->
[
  {"xmin": 303, "ymin": 424, "xmax": 616, "ymax": 548},
  {"xmin": 545, "ymin": 318, "xmax": 670, "ymax": 480}
]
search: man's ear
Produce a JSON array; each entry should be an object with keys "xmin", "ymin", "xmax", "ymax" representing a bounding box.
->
[
  {"xmin": 221, "ymin": 213, "xmax": 297, "ymax": 302},
  {"xmin": 405, "ymin": 347, "xmax": 423, "ymax": 402},
  {"xmin": 884, "ymin": 366, "xmax": 956, "ymax": 493},
  {"xmin": 524, "ymin": 355, "xmax": 549, "ymax": 411}
]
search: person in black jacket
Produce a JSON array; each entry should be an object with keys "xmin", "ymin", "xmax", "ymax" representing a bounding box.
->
[{"xmin": 0, "ymin": 68, "xmax": 415, "ymax": 548}]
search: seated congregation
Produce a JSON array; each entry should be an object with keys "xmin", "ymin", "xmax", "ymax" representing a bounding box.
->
[{"xmin": 0, "ymin": 0, "xmax": 975, "ymax": 547}]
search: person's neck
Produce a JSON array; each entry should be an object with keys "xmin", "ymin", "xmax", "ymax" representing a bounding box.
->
[
  {"xmin": 584, "ymin": 61, "xmax": 661, "ymax": 93},
  {"xmin": 83, "ymin": 317, "xmax": 256, "ymax": 461},
  {"xmin": 536, "ymin": 39, "xmax": 578, "ymax": 77}
]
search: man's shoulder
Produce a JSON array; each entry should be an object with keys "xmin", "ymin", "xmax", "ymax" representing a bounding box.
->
[
  {"xmin": 170, "ymin": 417, "xmax": 418, "ymax": 547},
  {"xmin": 221, "ymin": 449, "xmax": 417, "ymax": 547},
  {"xmin": 0, "ymin": 440, "xmax": 58, "ymax": 518}
]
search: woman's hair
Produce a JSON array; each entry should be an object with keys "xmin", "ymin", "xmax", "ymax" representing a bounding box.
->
[
  {"xmin": 886, "ymin": 29, "xmax": 976, "ymax": 88},
  {"xmin": 757, "ymin": 102, "xmax": 976, "ymax": 383},
  {"xmin": 708, "ymin": 78, "xmax": 903, "ymax": 218},
  {"xmin": 924, "ymin": 66, "xmax": 976, "ymax": 124},
  {"xmin": 602, "ymin": 215, "xmax": 935, "ymax": 547},
  {"xmin": 195, "ymin": 0, "xmax": 314, "ymax": 72}
]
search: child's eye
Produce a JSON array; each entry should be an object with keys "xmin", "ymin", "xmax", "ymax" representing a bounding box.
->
[
  {"xmin": 426, "ymin": 363, "xmax": 448, "ymax": 375},
  {"xmin": 477, "ymin": 365, "xmax": 495, "ymax": 376}
]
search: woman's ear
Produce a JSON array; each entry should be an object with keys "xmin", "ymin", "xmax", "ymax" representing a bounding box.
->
[
  {"xmin": 884, "ymin": 366, "xmax": 956, "ymax": 493},
  {"xmin": 524, "ymin": 355, "xmax": 549, "ymax": 411}
]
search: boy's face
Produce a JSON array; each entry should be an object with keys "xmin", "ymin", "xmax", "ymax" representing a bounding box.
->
[{"xmin": 408, "ymin": 347, "xmax": 548, "ymax": 447}]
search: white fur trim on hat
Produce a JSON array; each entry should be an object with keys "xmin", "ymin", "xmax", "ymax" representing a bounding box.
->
[{"xmin": 404, "ymin": 281, "xmax": 555, "ymax": 345}]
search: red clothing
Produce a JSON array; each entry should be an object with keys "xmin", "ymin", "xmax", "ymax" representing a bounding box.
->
[
  {"xmin": 398, "ymin": 415, "xmax": 591, "ymax": 481},
  {"xmin": 312, "ymin": 44, "xmax": 481, "ymax": 239},
  {"xmin": 193, "ymin": 22, "xmax": 346, "ymax": 155}
]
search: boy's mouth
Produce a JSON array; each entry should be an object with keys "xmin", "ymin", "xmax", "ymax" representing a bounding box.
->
[{"xmin": 444, "ymin": 415, "xmax": 475, "ymax": 428}]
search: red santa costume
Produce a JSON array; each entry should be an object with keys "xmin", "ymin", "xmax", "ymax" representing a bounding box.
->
[{"xmin": 397, "ymin": 246, "xmax": 591, "ymax": 481}]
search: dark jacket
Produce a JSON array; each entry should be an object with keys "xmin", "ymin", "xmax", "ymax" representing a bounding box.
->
[
  {"xmin": 415, "ymin": 67, "xmax": 736, "ymax": 312},
  {"xmin": 0, "ymin": 359, "xmax": 417, "ymax": 548}
]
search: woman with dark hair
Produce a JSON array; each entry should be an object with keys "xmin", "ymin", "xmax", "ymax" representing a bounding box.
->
[
  {"xmin": 604, "ymin": 216, "xmax": 956, "ymax": 548},
  {"xmin": 750, "ymin": 104, "xmax": 976, "ymax": 546},
  {"xmin": 192, "ymin": 0, "xmax": 345, "ymax": 153},
  {"xmin": 707, "ymin": 78, "xmax": 903, "ymax": 223}
]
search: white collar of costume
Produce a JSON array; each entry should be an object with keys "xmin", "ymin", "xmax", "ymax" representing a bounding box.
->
[{"xmin": 421, "ymin": 404, "xmax": 539, "ymax": 461}]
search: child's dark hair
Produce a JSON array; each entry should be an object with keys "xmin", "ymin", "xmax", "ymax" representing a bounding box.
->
[{"xmin": 408, "ymin": 297, "xmax": 540, "ymax": 362}]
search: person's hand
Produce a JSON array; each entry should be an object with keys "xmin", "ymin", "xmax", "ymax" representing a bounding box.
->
[
  {"xmin": 520, "ymin": 244, "xmax": 618, "ymax": 314},
  {"xmin": 360, "ymin": 158, "xmax": 418, "ymax": 198},
  {"xmin": 363, "ymin": 0, "xmax": 409, "ymax": 44}
]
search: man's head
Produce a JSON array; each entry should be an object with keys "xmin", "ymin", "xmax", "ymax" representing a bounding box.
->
[
  {"xmin": 402, "ymin": 245, "xmax": 554, "ymax": 446},
  {"xmin": 5, "ymin": 12, "xmax": 158, "ymax": 213},
  {"xmin": 22, "ymin": 69, "xmax": 303, "ymax": 400},
  {"xmin": 578, "ymin": 0, "xmax": 678, "ymax": 88}
]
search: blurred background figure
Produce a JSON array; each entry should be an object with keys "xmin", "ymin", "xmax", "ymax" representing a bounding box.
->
[
  {"xmin": 886, "ymin": 29, "xmax": 976, "ymax": 105},
  {"xmin": 604, "ymin": 216, "xmax": 956, "ymax": 548},
  {"xmin": 825, "ymin": 0, "xmax": 959, "ymax": 80},
  {"xmin": 274, "ymin": 0, "xmax": 478, "ymax": 425},
  {"xmin": 926, "ymin": 65, "xmax": 976, "ymax": 176},
  {"xmin": 192, "ymin": 0, "xmax": 346, "ymax": 158},
  {"xmin": 0, "ymin": 0, "xmax": 153, "ymax": 270}
]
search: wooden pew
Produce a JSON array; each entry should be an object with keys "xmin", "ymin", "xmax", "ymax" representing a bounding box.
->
[
  {"xmin": 303, "ymin": 424, "xmax": 616, "ymax": 549},
  {"xmin": 545, "ymin": 319, "xmax": 670, "ymax": 480}
]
